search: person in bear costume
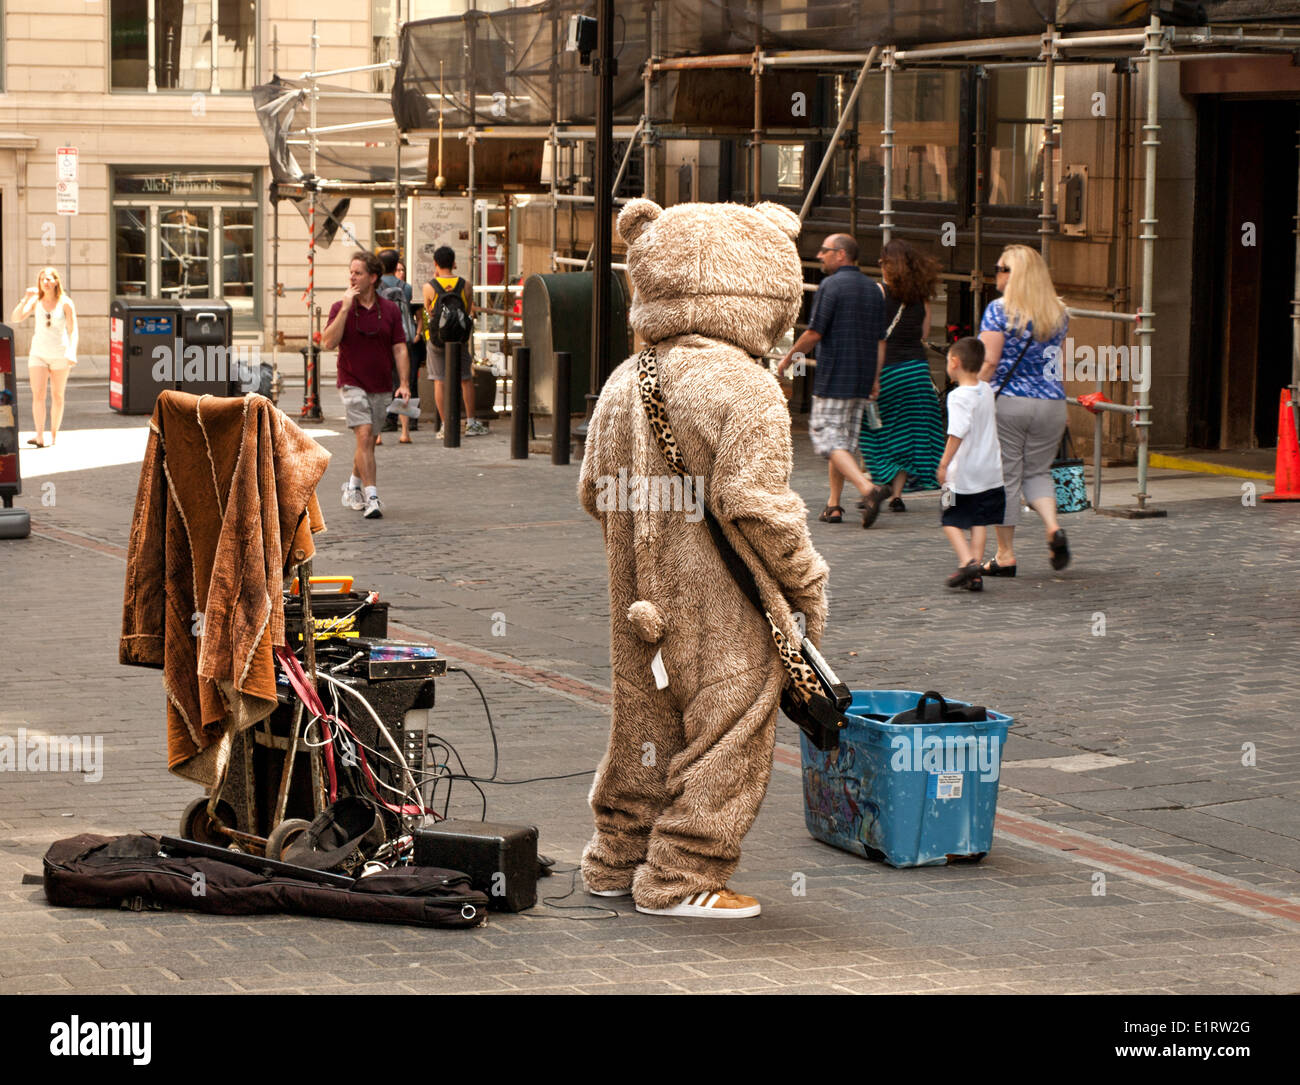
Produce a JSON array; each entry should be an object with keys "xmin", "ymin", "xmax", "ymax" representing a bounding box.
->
[{"xmin": 578, "ymin": 198, "xmax": 829, "ymax": 918}]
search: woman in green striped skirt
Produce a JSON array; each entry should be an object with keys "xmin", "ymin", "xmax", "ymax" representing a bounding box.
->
[{"xmin": 859, "ymin": 239, "xmax": 945, "ymax": 511}]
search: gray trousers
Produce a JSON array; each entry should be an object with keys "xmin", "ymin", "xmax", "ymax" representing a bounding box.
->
[{"xmin": 994, "ymin": 395, "xmax": 1066, "ymax": 526}]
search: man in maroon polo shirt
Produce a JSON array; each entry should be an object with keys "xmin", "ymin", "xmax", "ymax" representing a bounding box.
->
[{"xmin": 322, "ymin": 250, "xmax": 411, "ymax": 519}]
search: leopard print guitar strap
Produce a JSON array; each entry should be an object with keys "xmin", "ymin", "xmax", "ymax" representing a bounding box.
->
[{"xmin": 635, "ymin": 347, "xmax": 824, "ymax": 707}]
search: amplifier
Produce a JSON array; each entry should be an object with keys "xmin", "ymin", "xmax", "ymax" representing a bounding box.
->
[
  {"xmin": 283, "ymin": 591, "xmax": 388, "ymax": 648},
  {"xmin": 414, "ymin": 821, "xmax": 538, "ymax": 912}
]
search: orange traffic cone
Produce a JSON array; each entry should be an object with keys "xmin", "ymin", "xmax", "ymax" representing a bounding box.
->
[{"xmin": 1262, "ymin": 388, "xmax": 1300, "ymax": 501}]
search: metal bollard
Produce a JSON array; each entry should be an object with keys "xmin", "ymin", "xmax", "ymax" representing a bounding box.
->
[
  {"xmin": 511, "ymin": 347, "xmax": 530, "ymax": 460},
  {"xmin": 444, "ymin": 341, "xmax": 463, "ymax": 449},
  {"xmin": 552, "ymin": 350, "xmax": 571, "ymax": 466}
]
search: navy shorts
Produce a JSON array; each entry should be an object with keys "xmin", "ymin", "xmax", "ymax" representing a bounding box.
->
[{"xmin": 941, "ymin": 486, "xmax": 1006, "ymax": 530}]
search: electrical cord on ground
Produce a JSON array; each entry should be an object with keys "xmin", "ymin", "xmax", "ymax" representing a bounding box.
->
[
  {"xmin": 442, "ymin": 666, "xmax": 596, "ymax": 786},
  {"xmin": 514, "ymin": 864, "xmax": 620, "ymax": 921}
]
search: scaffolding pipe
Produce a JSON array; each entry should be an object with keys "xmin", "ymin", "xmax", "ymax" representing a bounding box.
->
[
  {"xmin": 882, "ymin": 46, "xmax": 895, "ymax": 245},
  {"xmin": 895, "ymin": 31, "xmax": 1146, "ymax": 61},
  {"xmin": 1119, "ymin": 61, "xmax": 1136, "ymax": 463},
  {"xmin": 1172, "ymin": 27, "xmax": 1300, "ymax": 48},
  {"xmin": 798, "ymin": 48, "xmax": 877, "ymax": 222},
  {"xmin": 583, "ymin": 119, "xmax": 643, "ymax": 271},
  {"xmin": 763, "ymin": 52, "xmax": 878, "ymax": 66},
  {"xmin": 642, "ymin": 0, "xmax": 656, "ymax": 202},
  {"xmin": 972, "ymin": 66, "xmax": 987, "ymax": 319},
  {"xmin": 844, "ymin": 75, "xmax": 858, "ymax": 241},
  {"xmin": 1293, "ymin": 117, "xmax": 1300, "ymax": 441},
  {"xmin": 407, "ymin": 125, "xmax": 643, "ymax": 139},
  {"xmin": 549, "ymin": 6, "xmax": 560, "ymax": 273},
  {"xmin": 303, "ymin": 119, "xmax": 397, "ymax": 135},
  {"xmin": 272, "ymin": 191, "xmax": 279, "ymax": 397},
  {"xmin": 1066, "ymin": 306, "xmax": 1138, "ymax": 323},
  {"xmin": 556, "ymin": 192, "xmax": 632, "ymax": 204},
  {"xmin": 1134, "ymin": 13, "xmax": 1161, "ymax": 509},
  {"xmin": 651, "ymin": 53, "xmax": 752, "ymax": 71},
  {"xmin": 556, "ymin": 256, "xmax": 628, "ymax": 271},
  {"xmin": 1041, "ymin": 26, "xmax": 1057, "ymax": 264},
  {"xmin": 752, "ymin": 48, "xmax": 763, "ymax": 203},
  {"xmin": 304, "ymin": 20, "xmax": 322, "ymax": 421},
  {"xmin": 301, "ymin": 60, "xmax": 398, "ymax": 79}
]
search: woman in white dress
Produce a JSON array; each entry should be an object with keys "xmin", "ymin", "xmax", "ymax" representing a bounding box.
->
[{"xmin": 10, "ymin": 266, "xmax": 78, "ymax": 447}]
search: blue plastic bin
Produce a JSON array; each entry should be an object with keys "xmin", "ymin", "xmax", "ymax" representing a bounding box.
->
[{"xmin": 799, "ymin": 690, "xmax": 1013, "ymax": 867}]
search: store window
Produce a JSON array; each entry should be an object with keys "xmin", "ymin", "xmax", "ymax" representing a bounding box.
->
[
  {"xmin": 372, "ymin": 202, "xmax": 398, "ymax": 254},
  {"xmin": 987, "ymin": 67, "xmax": 1065, "ymax": 208},
  {"xmin": 822, "ymin": 71, "xmax": 961, "ymax": 205},
  {"xmin": 112, "ymin": 169, "xmax": 259, "ymax": 323},
  {"xmin": 857, "ymin": 71, "xmax": 961, "ymax": 204},
  {"xmin": 111, "ymin": 1, "xmax": 257, "ymax": 92}
]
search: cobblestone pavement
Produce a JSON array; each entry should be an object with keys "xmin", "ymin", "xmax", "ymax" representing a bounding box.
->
[{"xmin": 1, "ymin": 385, "xmax": 1298, "ymax": 994}]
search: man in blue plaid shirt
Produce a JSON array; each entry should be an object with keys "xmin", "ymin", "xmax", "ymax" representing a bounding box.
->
[{"xmin": 779, "ymin": 234, "xmax": 890, "ymax": 527}]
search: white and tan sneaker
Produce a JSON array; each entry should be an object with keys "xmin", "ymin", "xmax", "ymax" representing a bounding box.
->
[{"xmin": 635, "ymin": 888, "xmax": 761, "ymax": 918}]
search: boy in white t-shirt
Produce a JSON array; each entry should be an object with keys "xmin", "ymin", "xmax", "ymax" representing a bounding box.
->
[{"xmin": 937, "ymin": 337, "xmax": 1005, "ymax": 591}]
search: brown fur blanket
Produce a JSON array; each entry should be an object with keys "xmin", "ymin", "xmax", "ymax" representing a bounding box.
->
[{"xmin": 120, "ymin": 392, "xmax": 329, "ymax": 786}]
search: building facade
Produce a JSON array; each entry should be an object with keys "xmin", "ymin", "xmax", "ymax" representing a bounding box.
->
[{"xmin": 2, "ymin": 3, "xmax": 1295, "ymax": 454}]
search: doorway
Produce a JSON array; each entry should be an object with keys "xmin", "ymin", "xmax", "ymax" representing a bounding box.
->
[{"xmin": 1189, "ymin": 98, "xmax": 1298, "ymax": 449}]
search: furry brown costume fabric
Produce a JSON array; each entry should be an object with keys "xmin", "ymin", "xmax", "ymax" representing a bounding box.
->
[
  {"xmin": 579, "ymin": 199, "xmax": 829, "ymax": 909},
  {"xmin": 120, "ymin": 391, "xmax": 329, "ymax": 786}
]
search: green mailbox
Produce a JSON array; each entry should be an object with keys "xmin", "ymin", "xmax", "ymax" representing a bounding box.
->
[{"xmin": 521, "ymin": 271, "xmax": 630, "ymax": 417}]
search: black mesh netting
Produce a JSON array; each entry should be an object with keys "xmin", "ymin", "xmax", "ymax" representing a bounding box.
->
[{"xmin": 389, "ymin": 1, "xmax": 1299, "ymax": 132}]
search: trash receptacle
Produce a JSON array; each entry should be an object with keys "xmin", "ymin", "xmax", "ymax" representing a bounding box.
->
[
  {"xmin": 110, "ymin": 298, "xmax": 238, "ymax": 414},
  {"xmin": 173, "ymin": 299, "xmax": 235, "ymax": 398},
  {"xmin": 800, "ymin": 689, "xmax": 1013, "ymax": 867}
]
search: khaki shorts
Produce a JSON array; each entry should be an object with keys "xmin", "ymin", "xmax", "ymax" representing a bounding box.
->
[
  {"xmin": 425, "ymin": 343, "xmax": 473, "ymax": 383},
  {"xmin": 29, "ymin": 355, "xmax": 72, "ymax": 373},
  {"xmin": 339, "ymin": 384, "xmax": 390, "ymax": 431}
]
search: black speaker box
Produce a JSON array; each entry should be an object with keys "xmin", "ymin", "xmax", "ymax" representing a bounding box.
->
[{"xmin": 413, "ymin": 821, "xmax": 538, "ymax": 912}]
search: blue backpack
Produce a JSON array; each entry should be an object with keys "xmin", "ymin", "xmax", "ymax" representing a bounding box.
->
[{"xmin": 377, "ymin": 277, "xmax": 418, "ymax": 343}]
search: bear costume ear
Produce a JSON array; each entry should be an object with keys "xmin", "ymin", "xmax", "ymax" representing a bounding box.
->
[
  {"xmin": 618, "ymin": 198, "xmax": 662, "ymax": 246},
  {"xmin": 752, "ymin": 202, "xmax": 802, "ymax": 241}
]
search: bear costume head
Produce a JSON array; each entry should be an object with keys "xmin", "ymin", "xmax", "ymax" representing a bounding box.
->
[{"xmin": 617, "ymin": 198, "xmax": 804, "ymax": 358}]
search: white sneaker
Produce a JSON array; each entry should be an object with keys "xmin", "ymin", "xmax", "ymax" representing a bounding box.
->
[
  {"xmin": 363, "ymin": 494, "xmax": 384, "ymax": 519},
  {"xmin": 465, "ymin": 419, "xmax": 489, "ymax": 436},
  {"xmin": 586, "ymin": 885, "xmax": 632, "ymax": 898},
  {"xmin": 341, "ymin": 482, "xmax": 365, "ymax": 511},
  {"xmin": 635, "ymin": 888, "xmax": 761, "ymax": 919}
]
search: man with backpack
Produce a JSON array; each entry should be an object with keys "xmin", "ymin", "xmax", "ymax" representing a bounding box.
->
[
  {"xmin": 377, "ymin": 249, "xmax": 419, "ymax": 442},
  {"xmin": 421, "ymin": 245, "xmax": 487, "ymax": 436}
]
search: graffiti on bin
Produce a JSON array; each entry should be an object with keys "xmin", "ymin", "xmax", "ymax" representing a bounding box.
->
[{"xmin": 802, "ymin": 745, "xmax": 882, "ymax": 851}]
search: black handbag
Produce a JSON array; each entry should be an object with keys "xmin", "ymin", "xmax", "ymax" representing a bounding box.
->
[
  {"xmin": 891, "ymin": 690, "xmax": 988, "ymax": 725},
  {"xmin": 635, "ymin": 348, "xmax": 851, "ymax": 751}
]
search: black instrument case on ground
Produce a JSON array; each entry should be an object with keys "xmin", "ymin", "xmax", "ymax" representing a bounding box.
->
[{"xmin": 43, "ymin": 833, "xmax": 488, "ymax": 929}]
